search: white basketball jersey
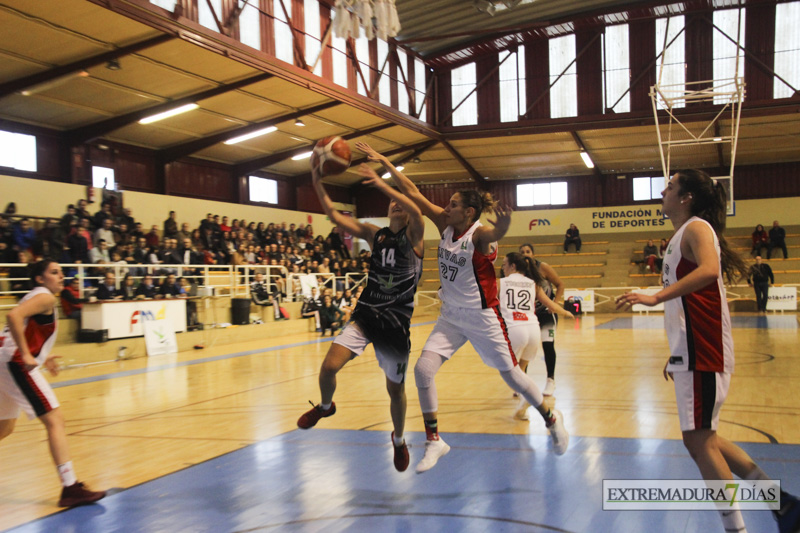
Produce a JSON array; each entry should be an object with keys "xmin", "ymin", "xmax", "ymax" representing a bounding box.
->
[
  {"xmin": 437, "ymin": 221, "xmax": 498, "ymax": 309},
  {"xmin": 0, "ymin": 286, "xmax": 58, "ymax": 366},
  {"xmin": 499, "ymin": 273, "xmax": 539, "ymax": 328},
  {"xmin": 662, "ymin": 217, "xmax": 734, "ymax": 374}
]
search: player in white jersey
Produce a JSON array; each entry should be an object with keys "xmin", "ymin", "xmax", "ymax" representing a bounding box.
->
[
  {"xmin": 499, "ymin": 252, "xmax": 573, "ymax": 420},
  {"xmin": 0, "ymin": 260, "xmax": 106, "ymax": 507},
  {"xmin": 357, "ymin": 142, "xmax": 570, "ymax": 475},
  {"xmin": 296, "ymin": 163, "xmax": 424, "ymax": 472},
  {"xmin": 617, "ymin": 170, "xmax": 799, "ymax": 533}
]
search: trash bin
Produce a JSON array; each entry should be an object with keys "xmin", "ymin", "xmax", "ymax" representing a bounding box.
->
[{"xmin": 231, "ymin": 298, "xmax": 251, "ymax": 325}]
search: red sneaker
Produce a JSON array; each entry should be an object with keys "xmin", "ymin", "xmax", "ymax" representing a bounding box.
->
[
  {"xmin": 58, "ymin": 481, "xmax": 106, "ymax": 507},
  {"xmin": 297, "ymin": 401, "xmax": 336, "ymax": 429},
  {"xmin": 392, "ymin": 432, "xmax": 409, "ymax": 472}
]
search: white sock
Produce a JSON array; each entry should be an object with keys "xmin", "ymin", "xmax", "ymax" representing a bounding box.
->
[
  {"xmin": 719, "ymin": 507, "xmax": 747, "ymax": 532},
  {"xmin": 744, "ymin": 466, "xmax": 769, "ymax": 481},
  {"xmin": 320, "ymin": 402, "xmax": 331, "ymax": 411},
  {"xmin": 393, "ymin": 433, "xmax": 405, "ymax": 446},
  {"xmin": 57, "ymin": 461, "xmax": 77, "ymax": 487}
]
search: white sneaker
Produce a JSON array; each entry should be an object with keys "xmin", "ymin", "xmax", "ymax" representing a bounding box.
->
[
  {"xmin": 415, "ymin": 438, "xmax": 450, "ymax": 474},
  {"xmin": 548, "ymin": 409, "xmax": 569, "ymax": 455},
  {"xmin": 543, "ymin": 378, "xmax": 556, "ymax": 397},
  {"xmin": 514, "ymin": 397, "xmax": 531, "ymax": 420}
]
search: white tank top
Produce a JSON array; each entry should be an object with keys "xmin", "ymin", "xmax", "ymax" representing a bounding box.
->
[
  {"xmin": 499, "ymin": 273, "xmax": 540, "ymax": 328},
  {"xmin": 0, "ymin": 286, "xmax": 59, "ymax": 366},
  {"xmin": 662, "ymin": 217, "xmax": 734, "ymax": 374},
  {"xmin": 437, "ymin": 221, "xmax": 498, "ymax": 309}
]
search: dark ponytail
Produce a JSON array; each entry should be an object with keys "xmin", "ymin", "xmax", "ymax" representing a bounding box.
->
[
  {"xmin": 676, "ymin": 169, "xmax": 747, "ymax": 284},
  {"xmin": 458, "ymin": 189, "xmax": 497, "ymax": 224},
  {"xmin": 29, "ymin": 259, "xmax": 56, "ymax": 285},
  {"xmin": 506, "ymin": 252, "xmax": 543, "ymax": 285}
]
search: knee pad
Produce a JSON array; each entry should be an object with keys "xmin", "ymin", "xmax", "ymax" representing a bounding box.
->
[{"xmin": 414, "ymin": 352, "xmax": 443, "ymax": 389}]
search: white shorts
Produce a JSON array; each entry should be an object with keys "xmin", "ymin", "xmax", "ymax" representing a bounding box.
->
[
  {"xmin": 673, "ymin": 371, "xmax": 730, "ymax": 432},
  {"xmin": 422, "ymin": 305, "xmax": 517, "ymax": 372},
  {"xmin": 0, "ymin": 362, "xmax": 60, "ymax": 420},
  {"xmin": 333, "ymin": 321, "xmax": 410, "ymax": 384},
  {"xmin": 507, "ymin": 324, "xmax": 540, "ymax": 363}
]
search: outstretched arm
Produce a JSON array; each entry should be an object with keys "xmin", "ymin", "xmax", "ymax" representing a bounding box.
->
[
  {"xmin": 312, "ymin": 167, "xmax": 378, "ymax": 243},
  {"xmin": 473, "ymin": 204, "xmax": 512, "ymax": 254},
  {"xmin": 536, "ymin": 287, "xmax": 574, "ymax": 319},
  {"xmin": 355, "ymin": 142, "xmax": 448, "ymax": 234},
  {"xmin": 357, "ymin": 164, "xmax": 425, "ymax": 257}
]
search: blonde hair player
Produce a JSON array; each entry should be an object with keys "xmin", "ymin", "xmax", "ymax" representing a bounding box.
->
[
  {"xmin": 0, "ymin": 260, "xmax": 106, "ymax": 507},
  {"xmin": 296, "ymin": 161, "xmax": 424, "ymax": 473},
  {"xmin": 357, "ymin": 141, "xmax": 569, "ymax": 475},
  {"xmin": 616, "ymin": 169, "xmax": 800, "ymax": 533},
  {"xmin": 499, "ymin": 252, "xmax": 574, "ymax": 420}
]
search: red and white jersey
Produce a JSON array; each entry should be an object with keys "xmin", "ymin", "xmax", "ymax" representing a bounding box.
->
[
  {"xmin": 499, "ymin": 273, "xmax": 540, "ymax": 328},
  {"xmin": 437, "ymin": 221, "xmax": 498, "ymax": 309},
  {"xmin": 0, "ymin": 287, "xmax": 58, "ymax": 367},
  {"xmin": 662, "ymin": 217, "xmax": 733, "ymax": 374}
]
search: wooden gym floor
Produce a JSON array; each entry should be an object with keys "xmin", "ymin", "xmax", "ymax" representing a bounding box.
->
[{"xmin": 1, "ymin": 312, "xmax": 798, "ymax": 532}]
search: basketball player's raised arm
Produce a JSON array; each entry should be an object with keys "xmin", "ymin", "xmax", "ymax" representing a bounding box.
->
[
  {"xmin": 474, "ymin": 204, "xmax": 513, "ymax": 251},
  {"xmin": 312, "ymin": 167, "xmax": 378, "ymax": 243},
  {"xmin": 354, "ymin": 142, "xmax": 448, "ymax": 233}
]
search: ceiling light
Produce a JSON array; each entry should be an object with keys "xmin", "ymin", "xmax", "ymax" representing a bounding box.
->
[
  {"xmin": 382, "ymin": 166, "xmax": 404, "ymax": 179},
  {"xmin": 713, "ymin": 137, "xmax": 723, "ymax": 142},
  {"xmin": 139, "ymin": 103, "xmax": 199, "ymax": 124},
  {"xmin": 382, "ymin": 172, "xmax": 391, "ymax": 179},
  {"xmin": 106, "ymin": 59, "xmax": 121, "ymax": 71},
  {"xmin": 580, "ymin": 151, "xmax": 595, "ymax": 169},
  {"xmin": 20, "ymin": 70, "xmax": 89, "ymax": 96},
  {"xmin": 412, "ymin": 157, "xmax": 421, "ymax": 164},
  {"xmin": 395, "ymin": 165, "xmax": 404, "ymax": 172},
  {"xmin": 295, "ymin": 119, "xmax": 305, "ymax": 127},
  {"xmin": 500, "ymin": 0, "xmax": 523, "ymax": 7},
  {"xmin": 224, "ymin": 126, "xmax": 278, "ymax": 145},
  {"xmin": 291, "ymin": 151, "xmax": 313, "ymax": 161}
]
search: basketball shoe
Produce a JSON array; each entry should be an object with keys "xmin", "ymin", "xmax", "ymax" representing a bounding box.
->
[
  {"xmin": 415, "ymin": 438, "xmax": 450, "ymax": 474},
  {"xmin": 58, "ymin": 482, "xmax": 106, "ymax": 507},
  {"xmin": 543, "ymin": 378, "xmax": 556, "ymax": 396},
  {"xmin": 391, "ymin": 432, "xmax": 409, "ymax": 472},
  {"xmin": 297, "ymin": 401, "xmax": 336, "ymax": 429},
  {"xmin": 548, "ymin": 410, "xmax": 569, "ymax": 455}
]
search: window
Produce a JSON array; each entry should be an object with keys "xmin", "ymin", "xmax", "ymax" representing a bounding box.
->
[
  {"xmin": 377, "ymin": 38, "xmax": 391, "ymax": 106},
  {"xmin": 604, "ymin": 24, "xmax": 630, "ymax": 113},
  {"xmin": 414, "ymin": 57, "xmax": 428, "ymax": 119},
  {"xmin": 654, "ymin": 16, "xmax": 685, "ymax": 109},
  {"xmin": 0, "ymin": 130, "xmax": 36, "ymax": 172},
  {"xmin": 274, "ymin": 0, "xmax": 294, "ymax": 64},
  {"xmin": 304, "ymin": 0, "xmax": 322, "ymax": 75},
  {"xmin": 239, "ymin": 0, "xmax": 261, "ymax": 50},
  {"xmin": 713, "ymin": 8, "xmax": 746, "ymax": 104},
  {"xmin": 331, "ymin": 34, "xmax": 348, "ymax": 88},
  {"xmin": 517, "ymin": 182, "xmax": 567, "ymax": 207},
  {"xmin": 199, "ymin": 0, "xmax": 223, "ymax": 32},
  {"xmin": 249, "ymin": 176, "xmax": 278, "ymax": 204},
  {"xmin": 633, "ymin": 177, "xmax": 665, "ymax": 201},
  {"xmin": 150, "ymin": 0, "xmax": 177, "ymax": 10},
  {"xmin": 499, "ymin": 47, "xmax": 526, "ymax": 122},
  {"xmin": 451, "ymin": 62, "xmax": 477, "ymax": 126},
  {"xmin": 92, "ymin": 166, "xmax": 115, "ymax": 190},
  {"xmin": 549, "ymin": 35, "xmax": 578, "ymax": 118},
  {"xmin": 396, "ymin": 47, "xmax": 409, "ymax": 114},
  {"xmin": 774, "ymin": 2, "xmax": 800, "ymax": 99},
  {"xmin": 355, "ymin": 34, "xmax": 370, "ymax": 96}
]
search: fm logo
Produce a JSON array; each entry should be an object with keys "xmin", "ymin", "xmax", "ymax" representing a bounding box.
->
[
  {"xmin": 529, "ymin": 219, "xmax": 551, "ymax": 229},
  {"xmin": 130, "ymin": 310, "xmax": 155, "ymax": 332}
]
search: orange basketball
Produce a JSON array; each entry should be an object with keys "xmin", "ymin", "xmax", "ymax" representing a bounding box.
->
[{"xmin": 310, "ymin": 136, "xmax": 351, "ymax": 176}]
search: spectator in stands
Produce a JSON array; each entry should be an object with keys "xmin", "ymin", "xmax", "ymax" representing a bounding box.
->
[
  {"xmin": 120, "ymin": 273, "xmax": 137, "ymax": 300},
  {"xmin": 0, "ymin": 216, "xmax": 14, "ymax": 263},
  {"xmin": 251, "ymin": 271, "xmax": 281, "ymax": 321},
  {"xmin": 89, "ymin": 239, "xmax": 110, "ymax": 264},
  {"xmin": 643, "ymin": 239, "xmax": 659, "ymax": 272},
  {"xmin": 163, "ymin": 211, "xmax": 178, "ymax": 239},
  {"xmin": 220, "ymin": 216, "xmax": 231, "ymax": 233},
  {"xmin": 93, "ymin": 201, "xmax": 112, "ymax": 230},
  {"xmin": 768, "ymin": 220, "xmax": 788, "ymax": 259},
  {"xmin": 135, "ymin": 274, "xmax": 157, "ymax": 299},
  {"xmin": 145, "ymin": 225, "xmax": 160, "ymax": 248},
  {"xmin": 75, "ymin": 198, "xmax": 91, "ymax": 224},
  {"xmin": 318, "ymin": 294, "xmax": 343, "ymax": 336},
  {"xmin": 4, "ymin": 202, "xmax": 17, "ymax": 217},
  {"xmin": 176, "ymin": 222, "xmax": 192, "ymax": 244},
  {"xmin": 94, "ymin": 218, "xmax": 114, "ymax": 247},
  {"xmin": 301, "ymin": 287, "xmax": 322, "ymax": 330},
  {"xmin": 12, "ymin": 218, "xmax": 36, "ymax": 254},
  {"xmin": 747, "ymin": 256, "xmax": 774, "ymax": 313},
  {"xmin": 96, "ymin": 271, "xmax": 121, "ymax": 300},
  {"xmin": 60, "ymin": 205, "xmax": 78, "ymax": 229},
  {"xmin": 751, "ymin": 224, "xmax": 769, "ymax": 257},
  {"xmin": 158, "ymin": 273, "xmax": 182, "ymax": 298},
  {"xmin": 327, "ymin": 226, "xmax": 349, "ymax": 260},
  {"xmin": 656, "ymin": 238, "xmax": 668, "ymax": 272},
  {"xmin": 60, "ymin": 277, "xmax": 85, "ymax": 319},
  {"xmin": 117, "ymin": 207, "xmax": 135, "ymax": 231},
  {"xmin": 199, "ymin": 213, "xmax": 214, "ymax": 234},
  {"xmin": 563, "ymin": 223, "xmax": 581, "ymax": 253},
  {"xmin": 66, "ymin": 221, "xmax": 89, "ymax": 264}
]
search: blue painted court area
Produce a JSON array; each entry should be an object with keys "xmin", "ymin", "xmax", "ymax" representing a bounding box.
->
[
  {"xmin": 597, "ymin": 315, "xmax": 798, "ymax": 330},
  {"xmin": 9, "ymin": 430, "xmax": 798, "ymax": 533}
]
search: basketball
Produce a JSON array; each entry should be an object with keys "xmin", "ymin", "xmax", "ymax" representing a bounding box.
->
[{"xmin": 310, "ymin": 136, "xmax": 351, "ymax": 176}]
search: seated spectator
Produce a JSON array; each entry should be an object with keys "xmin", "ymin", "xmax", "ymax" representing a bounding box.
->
[
  {"xmin": 94, "ymin": 218, "xmax": 114, "ymax": 247},
  {"xmin": 93, "ymin": 201, "xmax": 112, "ymax": 230},
  {"xmin": 564, "ymin": 223, "xmax": 581, "ymax": 253},
  {"xmin": 60, "ymin": 277, "xmax": 85, "ymax": 319},
  {"xmin": 318, "ymin": 294, "xmax": 343, "ymax": 336},
  {"xmin": 120, "ymin": 273, "xmax": 137, "ymax": 300},
  {"xmin": 158, "ymin": 273, "xmax": 183, "ymax": 298},
  {"xmin": 176, "ymin": 222, "xmax": 192, "ymax": 244},
  {"xmin": 12, "ymin": 217, "xmax": 36, "ymax": 254},
  {"xmin": 220, "ymin": 216, "xmax": 231, "ymax": 233},
  {"xmin": 135, "ymin": 274, "xmax": 158, "ymax": 299},
  {"xmin": 145, "ymin": 225, "xmax": 160, "ymax": 248},
  {"xmin": 89, "ymin": 239, "xmax": 110, "ymax": 264},
  {"xmin": 656, "ymin": 238, "xmax": 668, "ymax": 272},
  {"xmin": 0, "ymin": 216, "xmax": 14, "ymax": 263},
  {"xmin": 643, "ymin": 239, "xmax": 659, "ymax": 272},
  {"xmin": 301, "ymin": 287, "xmax": 322, "ymax": 330},
  {"xmin": 96, "ymin": 271, "xmax": 122, "ymax": 300},
  {"xmin": 751, "ymin": 224, "xmax": 769, "ymax": 256},
  {"xmin": 768, "ymin": 220, "xmax": 788, "ymax": 259},
  {"xmin": 251, "ymin": 271, "xmax": 282, "ymax": 321}
]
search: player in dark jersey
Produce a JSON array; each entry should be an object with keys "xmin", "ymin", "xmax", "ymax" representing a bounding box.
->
[{"xmin": 297, "ymin": 162, "xmax": 424, "ymax": 472}]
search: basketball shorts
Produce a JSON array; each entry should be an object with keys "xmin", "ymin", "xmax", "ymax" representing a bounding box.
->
[
  {"xmin": 672, "ymin": 370, "xmax": 730, "ymax": 432},
  {"xmin": 0, "ymin": 360, "xmax": 60, "ymax": 420},
  {"xmin": 507, "ymin": 324, "xmax": 541, "ymax": 362},
  {"xmin": 536, "ymin": 310, "xmax": 557, "ymax": 343},
  {"xmin": 333, "ymin": 320, "xmax": 411, "ymax": 384},
  {"xmin": 422, "ymin": 305, "xmax": 517, "ymax": 371}
]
